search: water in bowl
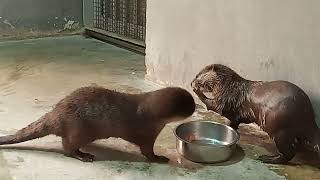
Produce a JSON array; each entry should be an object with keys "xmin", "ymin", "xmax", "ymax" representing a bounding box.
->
[{"xmin": 191, "ymin": 138, "xmax": 229, "ymax": 146}]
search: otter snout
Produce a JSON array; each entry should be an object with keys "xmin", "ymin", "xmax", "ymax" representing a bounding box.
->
[
  {"xmin": 191, "ymin": 81, "xmax": 195, "ymax": 89},
  {"xmin": 191, "ymin": 79, "xmax": 198, "ymax": 91}
]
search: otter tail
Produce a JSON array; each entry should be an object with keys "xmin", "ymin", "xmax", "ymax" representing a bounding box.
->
[{"xmin": 0, "ymin": 116, "xmax": 51, "ymax": 145}]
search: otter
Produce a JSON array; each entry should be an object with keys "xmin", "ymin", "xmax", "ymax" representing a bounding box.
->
[
  {"xmin": 191, "ymin": 64, "xmax": 320, "ymax": 164},
  {"xmin": 0, "ymin": 86, "xmax": 195, "ymax": 162}
]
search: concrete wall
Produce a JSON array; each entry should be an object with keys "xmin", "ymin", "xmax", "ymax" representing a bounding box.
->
[
  {"xmin": 0, "ymin": 0, "xmax": 83, "ymax": 39},
  {"xmin": 83, "ymin": 0, "xmax": 94, "ymax": 28},
  {"xmin": 145, "ymin": 0, "xmax": 320, "ymax": 125}
]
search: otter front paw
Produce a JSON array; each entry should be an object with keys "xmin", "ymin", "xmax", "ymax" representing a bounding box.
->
[
  {"xmin": 257, "ymin": 154, "xmax": 288, "ymax": 164},
  {"xmin": 157, "ymin": 155, "xmax": 170, "ymax": 162},
  {"xmin": 67, "ymin": 150, "xmax": 95, "ymax": 162},
  {"xmin": 78, "ymin": 152, "xmax": 95, "ymax": 162},
  {"xmin": 145, "ymin": 153, "xmax": 169, "ymax": 163}
]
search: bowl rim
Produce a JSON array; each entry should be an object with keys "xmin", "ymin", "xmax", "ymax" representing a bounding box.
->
[{"xmin": 173, "ymin": 120, "xmax": 240, "ymax": 147}]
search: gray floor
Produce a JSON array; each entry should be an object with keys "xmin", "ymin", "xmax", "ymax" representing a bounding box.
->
[{"xmin": 0, "ymin": 35, "xmax": 318, "ymax": 180}]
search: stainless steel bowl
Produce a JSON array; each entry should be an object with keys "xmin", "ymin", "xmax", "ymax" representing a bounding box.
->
[{"xmin": 174, "ymin": 120, "xmax": 240, "ymax": 163}]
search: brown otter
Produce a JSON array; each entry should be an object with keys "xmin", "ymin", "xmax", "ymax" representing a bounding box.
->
[
  {"xmin": 0, "ymin": 86, "xmax": 195, "ymax": 162},
  {"xmin": 191, "ymin": 64, "xmax": 320, "ymax": 164}
]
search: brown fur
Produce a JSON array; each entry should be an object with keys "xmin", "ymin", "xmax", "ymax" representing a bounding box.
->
[
  {"xmin": 0, "ymin": 86, "xmax": 195, "ymax": 162},
  {"xmin": 191, "ymin": 64, "xmax": 320, "ymax": 164}
]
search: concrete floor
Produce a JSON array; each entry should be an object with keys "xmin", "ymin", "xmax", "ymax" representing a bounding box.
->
[{"xmin": 0, "ymin": 35, "xmax": 318, "ymax": 180}]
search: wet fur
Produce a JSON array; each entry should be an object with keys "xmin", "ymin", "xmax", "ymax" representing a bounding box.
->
[
  {"xmin": 191, "ymin": 64, "xmax": 320, "ymax": 164},
  {"xmin": 0, "ymin": 86, "xmax": 195, "ymax": 162}
]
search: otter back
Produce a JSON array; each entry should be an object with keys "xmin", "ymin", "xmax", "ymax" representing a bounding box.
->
[{"xmin": 0, "ymin": 86, "xmax": 195, "ymax": 162}]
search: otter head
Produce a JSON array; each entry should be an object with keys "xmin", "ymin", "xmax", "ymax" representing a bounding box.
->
[
  {"xmin": 166, "ymin": 87, "xmax": 196, "ymax": 119},
  {"xmin": 191, "ymin": 65, "xmax": 216, "ymax": 97},
  {"xmin": 139, "ymin": 87, "xmax": 196, "ymax": 123},
  {"xmin": 191, "ymin": 64, "xmax": 240, "ymax": 97},
  {"xmin": 191, "ymin": 64, "xmax": 245, "ymax": 113}
]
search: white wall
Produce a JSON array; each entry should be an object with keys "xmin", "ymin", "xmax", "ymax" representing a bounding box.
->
[{"xmin": 145, "ymin": 0, "xmax": 320, "ymax": 125}]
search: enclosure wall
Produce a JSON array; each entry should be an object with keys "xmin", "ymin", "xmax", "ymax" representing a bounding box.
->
[
  {"xmin": 145, "ymin": 0, "xmax": 320, "ymax": 125},
  {"xmin": 0, "ymin": 0, "xmax": 83, "ymax": 39}
]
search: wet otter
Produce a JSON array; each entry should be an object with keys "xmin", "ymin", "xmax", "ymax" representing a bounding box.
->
[
  {"xmin": 191, "ymin": 64, "xmax": 320, "ymax": 164},
  {"xmin": 0, "ymin": 86, "xmax": 195, "ymax": 162}
]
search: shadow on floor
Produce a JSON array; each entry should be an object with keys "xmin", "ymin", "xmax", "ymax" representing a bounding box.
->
[
  {"xmin": 165, "ymin": 145, "xmax": 245, "ymax": 170},
  {"xmin": 83, "ymin": 143, "xmax": 146, "ymax": 162},
  {"xmin": 209, "ymin": 145, "xmax": 245, "ymax": 166},
  {"xmin": 0, "ymin": 142, "xmax": 246, "ymax": 170},
  {"xmin": 0, "ymin": 143, "xmax": 147, "ymax": 163}
]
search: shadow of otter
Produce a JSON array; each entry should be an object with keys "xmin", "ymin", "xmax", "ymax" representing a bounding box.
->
[
  {"xmin": 168, "ymin": 145, "xmax": 245, "ymax": 169},
  {"xmin": 0, "ymin": 141, "xmax": 245, "ymax": 170},
  {"xmin": 0, "ymin": 142, "xmax": 147, "ymax": 163},
  {"xmin": 209, "ymin": 145, "xmax": 245, "ymax": 166},
  {"xmin": 83, "ymin": 143, "xmax": 146, "ymax": 162}
]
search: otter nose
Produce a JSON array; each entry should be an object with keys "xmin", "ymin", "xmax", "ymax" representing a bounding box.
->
[
  {"xmin": 191, "ymin": 80, "xmax": 199, "ymax": 91},
  {"xmin": 191, "ymin": 80, "xmax": 196, "ymax": 88}
]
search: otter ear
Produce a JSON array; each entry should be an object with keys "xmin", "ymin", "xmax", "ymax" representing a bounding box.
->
[
  {"xmin": 203, "ymin": 64, "xmax": 215, "ymax": 72},
  {"xmin": 213, "ymin": 64, "xmax": 227, "ymax": 72},
  {"xmin": 209, "ymin": 64, "xmax": 215, "ymax": 71},
  {"xmin": 196, "ymin": 65, "xmax": 212, "ymax": 77},
  {"xmin": 212, "ymin": 64, "xmax": 220, "ymax": 71}
]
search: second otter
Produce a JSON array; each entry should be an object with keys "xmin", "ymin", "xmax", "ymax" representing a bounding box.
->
[
  {"xmin": 0, "ymin": 86, "xmax": 195, "ymax": 162},
  {"xmin": 191, "ymin": 64, "xmax": 320, "ymax": 164}
]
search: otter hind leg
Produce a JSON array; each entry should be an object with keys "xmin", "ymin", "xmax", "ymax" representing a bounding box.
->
[
  {"xmin": 258, "ymin": 131, "xmax": 297, "ymax": 164},
  {"xmin": 62, "ymin": 137, "xmax": 95, "ymax": 162}
]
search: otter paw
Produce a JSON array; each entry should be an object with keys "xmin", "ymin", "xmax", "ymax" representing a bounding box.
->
[
  {"xmin": 73, "ymin": 151, "xmax": 95, "ymax": 162},
  {"xmin": 155, "ymin": 156, "xmax": 170, "ymax": 163},
  {"xmin": 257, "ymin": 154, "xmax": 286, "ymax": 164},
  {"xmin": 79, "ymin": 154, "xmax": 95, "ymax": 162},
  {"xmin": 148, "ymin": 155, "xmax": 169, "ymax": 163}
]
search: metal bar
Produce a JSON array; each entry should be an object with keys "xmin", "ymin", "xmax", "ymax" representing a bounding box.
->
[
  {"xmin": 134, "ymin": 0, "xmax": 138, "ymax": 40},
  {"xmin": 86, "ymin": 28, "xmax": 145, "ymax": 54},
  {"xmin": 91, "ymin": 0, "xmax": 146, "ymax": 47}
]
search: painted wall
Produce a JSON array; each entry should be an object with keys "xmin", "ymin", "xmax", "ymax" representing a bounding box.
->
[
  {"xmin": 0, "ymin": 0, "xmax": 83, "ymax": 39},
  {"xmin": 83, "ymin": 0, "xmax": 93, "ymax": 28},
  {"xmin": 145, "ymin": 0, "xmax": 320, "ymax": 125}
]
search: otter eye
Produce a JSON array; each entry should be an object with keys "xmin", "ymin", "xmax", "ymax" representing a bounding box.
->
[
  {"xmin": 206, "ymin": 84, "xmax": 213, "ymax": 91},
  {"xmin": 202, "ymin": 82, "xmax": 211, "ymax": 91}
]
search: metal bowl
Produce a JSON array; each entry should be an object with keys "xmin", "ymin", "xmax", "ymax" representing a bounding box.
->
[{"xmin": 174, "ymin": 120, "xmax": 240, "ymax": 163}]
